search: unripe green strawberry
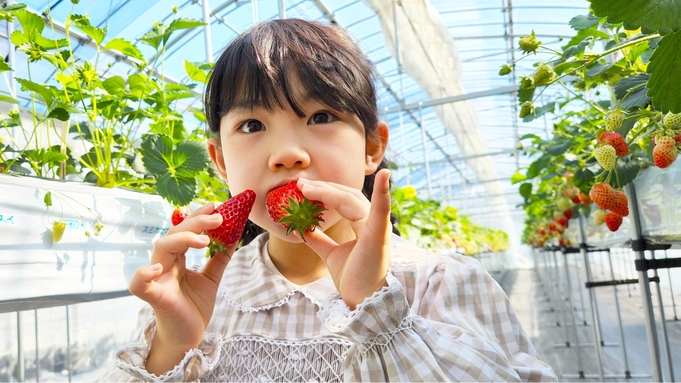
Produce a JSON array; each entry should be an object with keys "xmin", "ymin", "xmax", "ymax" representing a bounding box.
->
[
  {"xmin": 655, "ymin": 135, "xmax": 676, "ymax": 150},
  {"xmin": 663, "ymin": 112, "xmax": 681, "ymax": 130},
  {"xmin": 498, "ymin": 64, "xmax": 512, "ymax": 76},
  {"xmin": 518, "ymin": 31, "xmax": 541, "ymax": 54},
  {"xmin": 593, "ymin": 210, "xmax": 607, "ymax": 226},
  {"xmin": 594, "ymin": 145, "xmax": 617, "ymax": 170},
  {"xmin": 532, "ymin": 63, "xmax": 555, "ymax": 87},
  {"xmin": 557, "ymin": 197, "xmax": 572, "ymax": 212},
  {"xmin": 519, "ymin": 101, "xmax": 535, "ymax": 118},
  {"xmin": 604, "ymin": 110, "xmax": 625, "ymax": 131},
  {"xmin": 53, "ymin": 221, "xmax": 66, "ymax": 243}
]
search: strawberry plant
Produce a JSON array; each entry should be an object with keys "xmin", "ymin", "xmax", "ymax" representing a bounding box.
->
[
  {"xmin": 504, "ymin": 1, "xmax": 681, "ymax": 245},
  {"xmin": 0, "ymin": 3, "xmax": 225, "ymax": 207}
]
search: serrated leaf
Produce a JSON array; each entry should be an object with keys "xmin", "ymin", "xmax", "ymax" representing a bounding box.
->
[
  {"xmin": 47, "ymin": 107, "xmax": 69, "ymax": 121},
  {"xmin": 16, "ymin": 78, "xmax": 54, "ymax": 108},
  {"xmin": 570, "ymin": 15, "xmax": 601, "ymax": 30},
  {"xmin": 102, "ymin": 76, "xmax": 126, "ymax": 95},
  {"xmin": 71, "ymin": 14, "xmax": 107, "ymax": 46},
  {"xmin": 616, "ymin": 117, "xmax": 638, "ymax": 138},
  {"xmin": 586, "ymin": 61, "xmax": 615, "ymax": 77},
  {"xmin": 646, "ymin": 31, "xmax": 681, "ymax": 113},
  {"xmin": 616, "ymin": 157, "xmax": 642, "ymax": 186},
  {"xmin": 175, "ymin": 141, "xmax": 209, "ymax": 176},
  {"xmin": 185, "ymin": 61, "xmax": 207, "ymax": 84},
  {"xmin": 614, "ymin": 73, "xmax": 651, "ymax": 110},
  {"xmin": 15, "ymin": 9, "xmax": 44, "ymax": 41},
  {"xmin": 589, "ymin": 0, "xmax": 681, "ymax": 35},
  {"xmin": 168, "ymin": 18, "xmax": 206, "ymax": 32},
  {"xmin": 140, "ymin": 134, "xmax": 173, "ymax": 174},
  {"xmin": 103, "ymin": 38, "xmax": 145, "ymax": 61},
  {"xmin": 547, "ymin": 138, "xmax": 573, "ymax": 155},
  {"xmin": 155, "ymin": 173, "xmax": 196, "ymax": 206},
  {"xmin": 562, "ymin": 37, "xmax": 594, "ymax": 59},
  {"xmin": 0, "ymin": 55, "xmax": 12, "ymax": 72},
  {"xmin": 523, "ymin": 102, "xmax": 555, "ymax": 122},
  {"xmin": 563, "ymin": 29, "xmax": 610, "ymax": 49}
]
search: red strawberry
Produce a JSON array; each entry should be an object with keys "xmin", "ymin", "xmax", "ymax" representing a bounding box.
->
[
  {"xmin": 653, "ymin": 145, "xmax": 678, "ymax": 168},
  {"xmin": 563, "ymin": 209, "xmax": 573, "ymax": 219},
  {"xmin": 571, "ymin": 195, "xmax": 581, "ymax": 204},
  {"xmin": 266, "ymin": 181, "xmax": 327, "ymax": 241},
  {"xmin": 205, "ymin": 190, "xmax": 256, "ymax": 254},
  {"xmin": 171, "ymin": 206, "xmax": 189, "ymax": 226},
  {"xmin": 589, "ymin": 183, "xmax": 615, "ymax": 210},
  {"xmin": 604, "ymin": 212, "xmax": 623, "ymax": 232},
  {"xmin": 548, "ymin": 221, "xmax": 557, "ymax": 232},
  {"xmin": 579, "ymin": 193, "xmax": 592, "ymax": 206},
  {"xmin": 556, "ymin": 216, "xmax": 568, "ymax": 228},
  {"xmin": 599, "ymin": 132, "xmax": 629, "ymax": 156},
  {"xmin": 610, "ymin": 190, "xmax": 629, "ymax": 217}
]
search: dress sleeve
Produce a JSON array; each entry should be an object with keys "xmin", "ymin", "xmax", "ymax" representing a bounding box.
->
[
  {"xmin": 99, "ymin": 306, "xmax": 222, "ymax": 382},
  {"xmin": 317, "ymin": 255, "xmax": 557, "ymax": 382}
]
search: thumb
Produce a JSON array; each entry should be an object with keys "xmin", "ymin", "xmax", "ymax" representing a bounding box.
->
[{"xmin": 128, "ymin": 263, "xmax": 164, "ymax": 304}]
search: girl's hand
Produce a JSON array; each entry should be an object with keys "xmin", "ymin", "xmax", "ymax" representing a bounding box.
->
[
  {"xmin": 128, "ymin": 203, "xmax": 235, "ymax": 374},
  {"xmin": 298, "ymin": 169, "xmax": 392, "ymax": 309}
]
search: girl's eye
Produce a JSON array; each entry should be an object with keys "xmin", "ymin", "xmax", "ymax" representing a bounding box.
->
[
  {"xmin": 237, "ymin": 120, "xmax": 265, "ymax": 133},
  {"xmin": 309, "ymin": 111, "xmax": 337, "ymax": 125}
]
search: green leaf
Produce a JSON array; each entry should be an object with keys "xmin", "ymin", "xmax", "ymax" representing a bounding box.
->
[
  {"xmin": 103, "ymin": 38, "xmax": 145, "ymax": 61},
  {"xmin": 563, "ymin": 29, "xmax": 610, "ymax": 49},
  {"xmin": 128, "ymin": 74, "xmax": 150, "ymax": 98},
  {"xmin": 155, "ymin": 173, "xmax": 196, "ymax": 206},
  {"xmin": 569, "ymin": 14, "xmax": 601, "ymax": 30},
  {"xmin": 71, "ymin": 14, "xmax": 107, "ymax": 46},
  {"xmin": 563, "ymin": 37, "xmax": 594, "ymax": 59},
  {"xmin": 44, "ymin": 191, "xmax": 52, "ymax": 207},
  {"xmin": 0, "ymin": 94, "xmax": 19, "ymax": 104},
  {"xmin": 140, "ymin": 134, "xmax": 173, "ymax": 174},
  {"xmin": 174, "ymin": 141, "xmax": 209, "ymax": 176},
  {"xmin": 546, "ymin": 138, "xmax": 573, "ymax": 155},
  {"xmin": 16, "ymin": 78, "xmax": 54, "ymax": 108},
  {"xmin": 573, "ymin": 168, "xmax": 594, "ymax": 187},
  {"xmin": 589, "ymin": 0, "xmax": 681, "ymax": 35},
  {"xmin": 518, "ymin": 87, "xmax": 535, "ymax": 104},
  {"xmin": 646, "ymin": 31, "xmax": 681, "ymax": 113},
  {"xmin": 519, "ymin": 183, "xmax": 533, "ymax": 199},
  {"xmin": 185, "ymin": 61, "xmax": 207, "ymax": 84},
  {"xmin": 139, "ymin": 23, "xmax": 169, "ymax": 50},
  {"xmin": 526, "ymin": 155, "xmax": 550, "ymax": 179},
  {"xmin": 15, "ymin": 10, "xmax": 45, "ymax": 41},
  {"xmin": 168, "ymin": 18, "xmax": 206, "ymax": 32},
  {"xmin": 616, "ymin": 116, "xmax": 638, "ymax": 138},
  {"xmin": 102, "ymin": 76, "xmax": 126, "ymax": 95},
  {"xmin": 511, "ymin": 172, "xmax": 527, "ymax": 184},
  {"xmin": 0, "ymin": 55, "xmax": 12, "ymax": 72},
  {"xmin": 0, "ymin": 3, "xmax": 27, "ymax": 21},
  {"xmin": 47, "ymin": 107, "xmax": 69, "ymax": 121},
  {"xmin": 616, "ymin": 156, "xmax": 642, "ymax": 187},
  {"xmin": 614, "ymin": 73, "xmax": 650, "ymax": 110},
  {"xmin": 586, "ymin": 61, "xmax": 615, "ymax": 77}
]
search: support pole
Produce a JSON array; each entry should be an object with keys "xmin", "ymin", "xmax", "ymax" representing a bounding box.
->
[
  {"xmin": 578, "ymin": 213, "xmax": 604, "ymax": 381},
  {"xmin": 35, "ymin": 310, "xmax": 39, "ymax": 382},
  {"xmin": 624, "ymin": 183, "xmax": 662, "ymax": 382},
  {"xmin": 418, "ymin": 102, "xmax": 433, "ymax": 198},
  {"xmin": 562, "ymin": 250, "xmax": 585, "ymax": 374},
  {"xmin": 66, "ymin": 306, "xmax": 72, "ymax": 382},
  {"xmin": 278, "ymin": 0, "xmax": 286, "ymax": 18},
  {"xmin": 606, "ymin": 251, "xmax": 631, "ymax": 378},
  {"xmin": 17, "ymin": 311, "xmax": 24, "ymax": 382},
  {"xmin": 650, "ymin": 250, "xmax": 674, "ymax": 382},
  {"xmin": 201, "ymin": 0, "xmax": 213, "ymax": 62}
]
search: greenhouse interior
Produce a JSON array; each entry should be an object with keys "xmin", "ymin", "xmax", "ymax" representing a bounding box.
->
[{"xmin": 0, "ymin": 0, "xmax": 680, "ymax": 381}]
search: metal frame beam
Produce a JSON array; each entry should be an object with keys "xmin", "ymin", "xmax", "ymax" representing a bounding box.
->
[{"xmin": 383, "ymin": 85, "xmax": 517, "ymax": 113}]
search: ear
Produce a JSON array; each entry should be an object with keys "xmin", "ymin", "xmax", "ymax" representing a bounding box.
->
[
  {"xmin": 207, "ymin": 138, "xmax": 229, "ymax": 183},
  {"xmin": 365, "ymin": 120, "xmax": 389, "ymax": 175}
]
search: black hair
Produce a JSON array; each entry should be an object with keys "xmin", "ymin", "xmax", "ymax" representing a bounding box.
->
[{"xmin": 204, "ymin": 18, "xmax": 399, "ymax": 244}]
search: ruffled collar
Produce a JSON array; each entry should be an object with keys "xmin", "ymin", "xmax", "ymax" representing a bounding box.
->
[{"xmin": 219, "ymin": 233, "xmax": 339, "ymax": 312}]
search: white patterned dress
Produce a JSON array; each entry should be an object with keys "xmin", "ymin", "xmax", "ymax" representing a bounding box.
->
[{"xmin": 101, "ymin": 233, "xmax": 556, "ymax": 382}]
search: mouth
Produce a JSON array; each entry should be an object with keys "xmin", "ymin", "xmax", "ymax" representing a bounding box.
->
[{"xmin": 267, "ymin": 179, "xmax": 299, "ymax": 194}]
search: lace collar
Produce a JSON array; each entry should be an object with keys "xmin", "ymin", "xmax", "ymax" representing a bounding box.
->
[{"xmin": 219, "ymin": 233, "xmax": 339, "ymax": 312}]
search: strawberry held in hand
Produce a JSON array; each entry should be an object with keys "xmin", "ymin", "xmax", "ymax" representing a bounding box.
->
[
  {"xmin": 266, "ymin": 181, "xmax": 326, "ymax": 241},
  {"xmin": 205, "ymin": 189, "xmax": 256, "ymax": 255},
  {"xmin": 171, "ymin": 206, "xmax": 189, "ymax": 226}
]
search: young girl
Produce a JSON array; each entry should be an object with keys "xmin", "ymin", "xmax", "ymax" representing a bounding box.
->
[{"xmin": 102, "ymin": 19, "xmax": 556, "ymax": 382}]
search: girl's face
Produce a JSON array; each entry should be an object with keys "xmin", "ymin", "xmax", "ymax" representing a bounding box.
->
[{"xmin": 208, "ymin": 85, "xmax": 388, "ymax": 242}]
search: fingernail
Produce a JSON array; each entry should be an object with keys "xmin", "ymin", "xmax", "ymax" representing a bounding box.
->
[
  {"xmin": 198, "ymin": 234, "xmax": 210, "ymax": 242},
  {"xmin": 210, "ymin": 214, "xmax": 223, "ymax": 222},
  {"xmin": 151, "ymin": 263, "xmax": 162, "ymax": 272},
  {"xmin": 298, "ymin": 177, "xmax": 309, "ymax": 185}
]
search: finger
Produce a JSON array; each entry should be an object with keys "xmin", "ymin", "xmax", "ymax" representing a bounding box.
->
[
  {"xmin": 362, "ymin": 169, "xmax": 392, "ymax": 243},
  {"xmin": 168, "ymin": 206, "xmax": 223, "ymax": 236},
  {"xmin": 128, "ymin": 263, "xmax": 164, "ymax": 305},
  {"xmin": 298, "ymin": 228, "xmax": 338, "ymax": 263},
  {"xmin": 299, "ymin": 180, "xmax": 369, "ymax": 222},
  {"xmin": 150, "ymin": 232, "xmax": 211, "ymax": 266},
  {"xmin": 201, "ymin": 243, "xmax": 237, "ymax": 285}
]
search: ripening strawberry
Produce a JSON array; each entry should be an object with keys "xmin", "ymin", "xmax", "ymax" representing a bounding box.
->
[
  {"xmin": 266, "ymin": 181, "xmax": 327, "ymax": 241},
  {"xmin": 548, "ymin": 221, "xmax": 557, "ymax": 232},
  {"xmin": 594, "ymin": 145, "xmax": 617, "ymax": 170},
  {"xmin": 537, "ymin": 227, "xmax": 546, "ymax": 235},
  {"xmin": 604, "ymin": 212, "xmax": 623, "ymax": 232},
  {"xmin": 556, "ymin": 197, "xmax": 572, "ymax": 212},
  {"xmin": 563, "ymin": 209, "xmax": 573, "ymax": 219},
  {"xmin": 556, "ymin": 216, "xmax": 569, "ymax": 228},
  {"xmin": 589, "ymin": 183, "xmax": 615, "ymax": 210},
  {"xmin": 205, "ymin": 189, "xmax": 256, "ymax": 255},
  {"xmin": 593, "ymin": 210, "xmax": 607, "ymax": 226},
  {"xmin": 579, "ymin": 193, "xmax": 592, "ymax": 206},
  {"xmin": 653, "ymin": 145, "xmax": 678, "ymax": 168},
  {"xmin": 663, "ymin": 112, "xmax": 681, "ymax": 130},
  {"xmin": 604, "ymin": 110, "xmax": 625, "ymax": 131},
  {"xmin": 599, "ymin": 132, "xmax": 629, "ymax": 156},
  {"xmin": 562, "ymin": 187, "xmax": 579, "ymax": 198},
  {"xmin": 52, "ymin": 221, "xmax": 67, "ymax": 243},
  {"xmin": 171, "ymin": 206, "xmax": 189, "ymax": 226},
  {"xmin": 655, "ymin": 135, "xmax": 676, "ymax": 150},
  {"xmin": 610, "ymin": 190, "xmax": 629, "ymax": 217}
]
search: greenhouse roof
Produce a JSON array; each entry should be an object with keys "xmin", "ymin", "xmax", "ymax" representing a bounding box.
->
[{"xmin": 0, "ymin": 0, "xmax": 591, "ymax": 245}]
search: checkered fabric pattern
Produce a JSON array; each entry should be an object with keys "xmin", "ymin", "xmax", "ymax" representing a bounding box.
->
[{"xmin": 101, "ymin": 233, "xmax": 557, "ymax": 382}]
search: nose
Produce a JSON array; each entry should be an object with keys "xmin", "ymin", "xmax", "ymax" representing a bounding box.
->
[{"xmin": 268, "ymin": 129, "xmax": 311, "ymax": 171}]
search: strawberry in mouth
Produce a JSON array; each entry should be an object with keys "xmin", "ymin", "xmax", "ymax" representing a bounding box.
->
[{"xmin": 265, "ymin": 181, "xmax": 326, "ymax": 242}]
